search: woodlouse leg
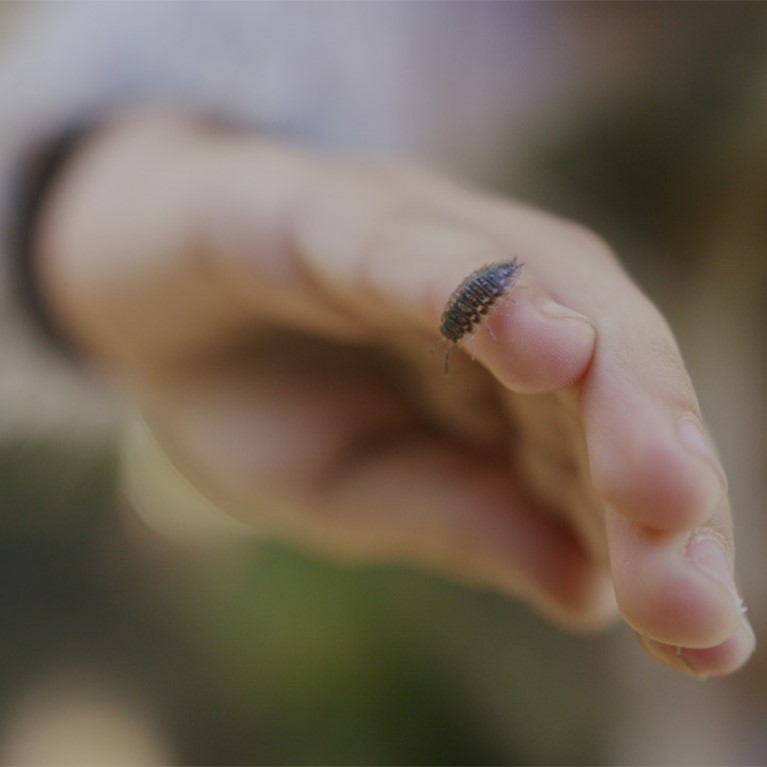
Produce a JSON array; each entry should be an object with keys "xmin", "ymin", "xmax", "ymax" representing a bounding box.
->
[
  {"xmin": 491, "ymin": 294, "xmax": 518, "ymax": 320},
  {"xmin": 469, "ymin": 333, "xmax": 478, "ymax": 361},
  {"xmin": 430, "ymin": 337, "xmax": 453, "ymax": 376}
]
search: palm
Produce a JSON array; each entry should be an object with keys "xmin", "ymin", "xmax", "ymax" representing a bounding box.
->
[{"xmin": 137, "ymin": 322, "xmax": 610, "ymax": 630}]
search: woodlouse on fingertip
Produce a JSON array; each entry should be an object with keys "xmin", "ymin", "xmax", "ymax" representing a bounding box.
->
[{"xmin": 438, "ymin": 259, "xmax": 522, "ymax": 374}]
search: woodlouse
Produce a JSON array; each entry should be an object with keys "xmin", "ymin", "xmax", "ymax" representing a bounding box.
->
[{"xmin": 439, "ymin": 259, "xmax": 522, "ymax": 373}]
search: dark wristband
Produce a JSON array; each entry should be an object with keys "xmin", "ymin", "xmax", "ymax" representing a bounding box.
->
[{"xmin": 10, "ymin": 126, "xmax": 92, "ymax": 357}]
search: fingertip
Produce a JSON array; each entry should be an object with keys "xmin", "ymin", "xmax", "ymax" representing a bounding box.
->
[
  {"xmin": 607, "ymin": 513, "xmax": 742, "ymax": 649},
  {"xmin": 475, "ymin": 289, "xmax": 596, "ymax": 394},
  {"xmin": 678, "ymin": 615, "xmax": 756, "ymax": 677},
  {"xmin": 639, "ymin": 615, "xmax": 755, "ymax": 677}
]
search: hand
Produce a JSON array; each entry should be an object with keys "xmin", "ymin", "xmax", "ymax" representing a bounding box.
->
[{"xmin": 37, "ymin": 114, "xmax": 754, "ymax": 676}]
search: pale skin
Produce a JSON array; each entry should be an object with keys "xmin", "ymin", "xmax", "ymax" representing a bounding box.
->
[{"xmin": 36, "ymin": 114, "xmax": 754, "ymax": 676}]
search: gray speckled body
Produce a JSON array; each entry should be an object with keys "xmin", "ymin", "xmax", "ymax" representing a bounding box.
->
[{"xmin": 440, "ymin": 259, "xmax": 521, "ymax": 344}]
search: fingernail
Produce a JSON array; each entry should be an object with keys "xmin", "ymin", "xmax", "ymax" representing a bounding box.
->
[
  {"xmin": 686, "ymin": 533, "xmax": 739, "ymax": 601},
  {"xmin": 737, "ymin": 602, "xmax": 756, "ymax": 648},
  {"xmin": 679, "ymin": 613, "xmax": 757, "ymax": 678},
  {"xmin": 535, "ymin": 296, "xmax": 593, "ymax": 326},
  {"xmin": 677, "ymin": 417, "xmax": 725, "ymax": 482},
  {"xmin": 739, "ymin": 611, "xmax": 757, "ymax": 647},
  {"xmin": 677, "ymin": 646, "xmax": 711, "ymax": 681},
  {"xmin": 679, "ymin": 651, "xmax": 711, "ymax": 681}
]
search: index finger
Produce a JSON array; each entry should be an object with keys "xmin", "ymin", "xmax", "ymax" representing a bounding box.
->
[{"xmin": 282, "ymin": 159, "xmax": 597, "ymax": 393}]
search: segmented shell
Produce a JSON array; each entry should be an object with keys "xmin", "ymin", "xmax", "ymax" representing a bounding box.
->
[{"xmin": 440, "ymin": 259, "xmax": 521, "ymax": 344}]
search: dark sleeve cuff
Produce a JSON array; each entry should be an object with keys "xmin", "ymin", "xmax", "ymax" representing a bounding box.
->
[{"xmin": 10, "ymin": 126, "xmax": 93, "ymax": 358}]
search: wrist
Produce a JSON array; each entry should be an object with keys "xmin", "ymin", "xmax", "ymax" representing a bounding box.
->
[{"xmin": 33, "ymin": 112, "xmax": 221, "ymax": 365}]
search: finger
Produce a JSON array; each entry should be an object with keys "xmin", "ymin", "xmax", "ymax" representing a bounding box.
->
[
  {"xmin": 145, "ymin": 361, "xmax": 617, "ymax": 631},
  {"xmin": 292, "ymin": 179, "xmax": 597, "ymax": 391},
  {"xmin": 200, "ymin": 146, "xmax": 596, "ymax": 393},
  {"xmin": 581, "ymin": 317, "xmax": 725, "ymax": 534},
  {"xmin": 606, "ymin": 497, "xmax": 752, "ymax": 651},
  {"xmin": 639, "ymin": 617, "xmax": 756, "ymax": 678}
]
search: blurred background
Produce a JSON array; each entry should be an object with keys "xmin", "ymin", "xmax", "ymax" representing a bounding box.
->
[{"xmin": 0, "ymin": 3, "xmax": 766, "ymax": 765}]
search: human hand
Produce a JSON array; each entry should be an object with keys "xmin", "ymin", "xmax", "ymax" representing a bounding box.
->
[{"xmin": 37, "ymin": 114, "xmax": 754, "ymax": 676}]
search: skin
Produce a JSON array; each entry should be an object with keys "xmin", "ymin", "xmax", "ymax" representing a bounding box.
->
[{"xmin": 35, "ymin": 114, "xmax": 754, "ymax": 677}]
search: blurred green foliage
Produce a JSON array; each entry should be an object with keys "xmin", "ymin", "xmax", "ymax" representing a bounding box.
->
[{"xmin": 0, "ymin": 440, "xmax": 610, "ymax": 765}]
